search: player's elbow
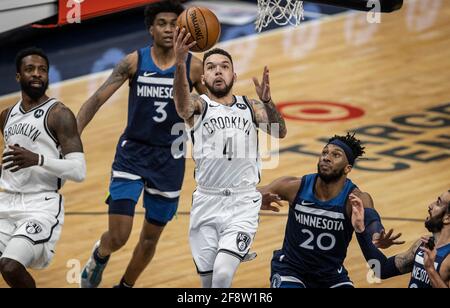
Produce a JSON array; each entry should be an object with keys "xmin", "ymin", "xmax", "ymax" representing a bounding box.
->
[
  {"xmin": 65, "ymin": 153, "xmax": 87, "ymax": 182},
  {"xmin": 72, "ymin": 164, "xmax": 86, "ymax": 182},
  {"xmin": 175, "ymin": 103, "xmax": 192, "ymax": 120}
]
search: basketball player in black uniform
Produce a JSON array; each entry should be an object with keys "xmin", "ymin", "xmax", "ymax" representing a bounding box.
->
[
  {"xmin": 354, "ymin": 190, "xmax": 450, "ymax": 288},
  {"xmin": 260, "ymin": 133, "xmax": 404, "ymax": 288}
]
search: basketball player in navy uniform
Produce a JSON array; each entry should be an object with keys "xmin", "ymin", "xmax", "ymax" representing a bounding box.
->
[
  {"xmin": 173, "ymin": 26, "xmax": 287, "ymax": 288},
  {"xmin": 78, "ymin": 1, "xmax": 206, "ymax": 288},
  {"xmin": 0, "ymin": 47, "xmax": 85, "ymax": 288},
  {"xmin": 354, "ymin": 190, "xmax": 450, "ymax": 288},
  {"xmin": 260, "ymin": 133, "xmax": 403, "ymax": 288}
]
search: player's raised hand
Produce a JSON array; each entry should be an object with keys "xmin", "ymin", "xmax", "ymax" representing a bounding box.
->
[
  {"xmin": 253, "ymin": 66, "xmax": 271, "ymax": 103},
  {"xmin": 173, "ymin": 27, "xmax": 197, "ymax": 64},
  {"xmin": 372, "ymin": 229, "xmax": 405, "ymax": 249},
  {"xmin": 2, "ymin": 144, "xmax": 39, "ymax": 172},
  {"xmin": 349, "ymin": 193, "xmax": 365, "ymax": 233},
  {"xmin": 260, "ymin": 192, "xmax": 284, "ymax": 212},
  {"xmin": 421, "ymin": 237, "xmax": 437, "ymax": 271}
]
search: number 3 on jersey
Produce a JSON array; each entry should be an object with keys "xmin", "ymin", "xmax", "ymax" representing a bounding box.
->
[{"xmin": 153, "ymin": 101, "xmax": 168, "ymax": 123}]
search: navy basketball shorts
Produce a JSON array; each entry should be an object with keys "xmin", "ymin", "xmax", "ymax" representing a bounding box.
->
[
  {"xmin": 270, "ymin": 250, "xmax": 354, "ymax": 288},
  {"xmin": 107, "ymin": 138, "xmax": 185, "ymax": 225}
]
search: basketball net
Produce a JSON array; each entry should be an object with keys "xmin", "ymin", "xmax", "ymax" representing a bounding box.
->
[{"xmin": 255, "ymin": 0, "xmax": 304, "ymax": 32}]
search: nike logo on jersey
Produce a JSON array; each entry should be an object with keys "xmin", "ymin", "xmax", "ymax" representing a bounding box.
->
[
  {"xmin": 337, "ymin": 267, "xmax": 343, "ymax": 274},
  {"xmin": 209, "ymin": 104, "xmax": 219, "ymax": 108},
  {"xmin": 143, "ymin": 71, "xmax": 157, "ymax": 77},
  {"xmin": 253, "ymin": 199, "xmax": 261, "ymax": 203},
  {"xmin": 45, "ymin": 197, "xmax": 55, "ymax": 201},
  {"xmin": 10, "ymin": 113, "xmax": 18, "ymax": 117},
  {"xmin": 301, "ymin": 200, "xmax": 315, "ymax": 206}
]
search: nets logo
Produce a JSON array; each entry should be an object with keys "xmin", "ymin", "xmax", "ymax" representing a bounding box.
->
[
  {"xmin": 34, "ymin": 109, "xmax": 44, "ymax": 119},
  {"xmin": 236, "ymin": 232, "xmax": 251, "ymax": 252},
  {"xmin": 26, "ymin": 221, "xmax": 43, "ymax": 234}
]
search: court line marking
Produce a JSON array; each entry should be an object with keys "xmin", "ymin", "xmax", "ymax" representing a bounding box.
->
[{"xmin": 64, "ymin": 211, "xmax": 423, "ymax": 222}]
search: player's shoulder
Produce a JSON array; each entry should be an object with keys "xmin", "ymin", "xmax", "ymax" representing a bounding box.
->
[
  {"xmin": 0, "ymin": 106, "xmax": 12, "ymax": 118},
  {"xmin": 47, "ymin": 101, "xmax": 77, "ymax": 125},
  {"xmin": 0, "ymin": 106, "xmax": 13, "ymax": 130},
  {"xmin": 349, "ymin": 187, "xmax": 374, "ymax": 208},
  {"xmin": 351, "ymin": 187, "xmax": 372, "ymax": 199}
]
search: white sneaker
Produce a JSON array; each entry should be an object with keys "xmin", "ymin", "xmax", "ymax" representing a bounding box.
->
[{"xmin": 80, "ymin": 241, "xmax": 109, "ymax": 288}]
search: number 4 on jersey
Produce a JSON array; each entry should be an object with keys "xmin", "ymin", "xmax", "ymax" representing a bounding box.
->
[{"xmin": 223, "ymin": 137, "xmax": 233, "ymax": 161}]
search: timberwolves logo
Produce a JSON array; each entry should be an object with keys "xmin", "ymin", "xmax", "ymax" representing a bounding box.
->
[
  {"xmin": 236, "ymin": 232, "xmax": 251, "ymax": 252},
  {"xmin": 236, "ymin": 103, "xmax": 247, "ymax": 110},
  {"xmin": 34, "ymin": 109, "xmax": 44, "ymax": 118},
  {"xmin": 25, "ymin": 221, "xmax": 43, "ymax": 234}
]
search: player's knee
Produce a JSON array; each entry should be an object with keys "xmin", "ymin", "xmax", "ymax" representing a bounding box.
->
[
  {"xmin": 212, "ymin": 268, "xmax": 234, "ymax": 288},
  {"xmin": 138, "ymin": 237, "xmax": 158, "ymax": 257},
  {"xmin": 109, "ymin": 233, "xmax": 129, "ymax": 251},
  {"xmin": 0, "ymin": 258, "xmax": 23, "ymax": 278}
]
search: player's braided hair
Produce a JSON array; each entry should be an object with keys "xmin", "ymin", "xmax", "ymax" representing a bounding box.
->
[
  {"xmin": 328, "ymin": 132, "xmax": 365, "ymax": 160},
  {"xmin": 144, "ymin": 0, "xmax": 184, "ymax": 30}
]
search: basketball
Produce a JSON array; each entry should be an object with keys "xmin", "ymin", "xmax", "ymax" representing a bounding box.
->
[{"xmin": 177, "ymin": 7, "xmax": 221, "ymax": 52}]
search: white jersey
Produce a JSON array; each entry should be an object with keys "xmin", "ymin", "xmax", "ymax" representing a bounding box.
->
[
  {"xmin": 189, "ymin": 94, "xmax": 261, "ymax": 189},
  {"xmin": 1, "ymin": 98, "xmax": 63, "ymax": 193}
]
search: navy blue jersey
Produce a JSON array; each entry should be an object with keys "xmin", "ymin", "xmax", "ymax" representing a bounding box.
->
[
  {"xmin": 281, "ymin": 174, "xmax": 356, "ymax": 277},
  {"xmin": 124, "ymin": 46, "xmax": 193, "ymax": 146},
  {"xmin": 408, "ymin": 243, "xmax": 450, "ymax": 288}
]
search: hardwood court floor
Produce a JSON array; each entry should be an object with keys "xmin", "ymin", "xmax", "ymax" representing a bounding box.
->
[{"xmin": 0, "ymin": 0, "xmax": 449, "ymax": 287}]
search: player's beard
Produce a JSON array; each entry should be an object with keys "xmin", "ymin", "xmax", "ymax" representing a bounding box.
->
[
  {"xmin": 21, "ymin": 78, "xmax": 48, "ymax": 101},
  {"xmin": 317, "ymin": 163, "xmax": 345, "ymax": 184},
  {"xmin": 205, "ymin": 78, "xmax": 234, "ymax": 98},
  {"xmin": 425, "ymin": 212, "xmax": 445, "ymax": 233}
]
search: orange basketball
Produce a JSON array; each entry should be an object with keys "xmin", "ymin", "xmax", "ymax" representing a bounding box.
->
[{"xmin": 177, "ymin": 7, "xmax": 221, "ymax": 52}]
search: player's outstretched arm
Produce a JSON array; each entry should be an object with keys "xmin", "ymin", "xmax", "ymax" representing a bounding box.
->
[
  {"xmin": 173, "ymin": 27, "xmax": 202, "ymax": 126},
  {"xmin": 250, "ymin": 66, "xmax": 287, "ymax": 139},
  {"xmin": 350, "ymin": 188, "xmax": 405, "ymax": 249},
  {"xmin": 76, "ymin": 52, "xmax": 137, "ymax": 135},
  {"xmin": 258, "ymin": 176, "xmax": 300, "ymax": 211},
  {"xmin": 353, "ymin": 193, "xmax": 421, "ymax": 279}
]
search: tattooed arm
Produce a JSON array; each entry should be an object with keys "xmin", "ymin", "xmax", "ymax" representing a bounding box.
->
[
  {"xmin": 250, "ymin": 66, "xmax": 286, "ymax": 138},
  {"xmin": 173, "ymin": 27, "xmax": 204, "ymax": 127},
  {"xmin": 394, "ymin": 239, "xmax": 422, "ymax": 274},
  {"xmin": 76, "ymin": 52, "xmax": 137, "ymax": 135}
]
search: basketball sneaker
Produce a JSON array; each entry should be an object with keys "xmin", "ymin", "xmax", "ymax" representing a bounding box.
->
[{"xmin": 80, "ymin": 240, "xmax": 110, "ymax": 288}]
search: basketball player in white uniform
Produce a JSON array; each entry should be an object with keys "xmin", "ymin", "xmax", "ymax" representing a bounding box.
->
[
  {"xmin": 0, "ymin": 48, "xmax": 85, "ymax": 288},
  {"xmin": 173, "ymin": 28, "xmax": 287, "ymax": 288}
]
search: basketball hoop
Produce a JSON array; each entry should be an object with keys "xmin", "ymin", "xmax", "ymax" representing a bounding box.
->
[{"xmin": 255, "ymin": 0, "xmax": 304, "ymax": 32}]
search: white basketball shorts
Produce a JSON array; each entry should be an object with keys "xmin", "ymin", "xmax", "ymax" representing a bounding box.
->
[
  {"xmin": 189, "ymin": 186, "xmax": 261, "ymax": 274},
  {"xmin": 0, "ymin": 191, "xmax": 64, "ymax": 269}
]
